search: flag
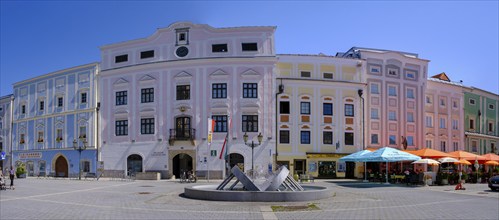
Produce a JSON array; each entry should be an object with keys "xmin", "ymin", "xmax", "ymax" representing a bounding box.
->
[{"xmin": 219, "ymin": 116, "xmax": 232, "ymax": 159}]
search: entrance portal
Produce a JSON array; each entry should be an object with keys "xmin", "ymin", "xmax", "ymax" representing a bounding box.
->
[
  {"xmin": 55, "ymin": 156, "xmax": 68, "ymax": 177},
  {"xmin": 127, "ymin": 154, "xmax": 143, "ymax": 175},
  {"xmin": 227, "ymin": 153, "xmax": 244, "ymax": 171},
  {"xmin": 172, "ymin": 153, "xmax": 193, "ymax": 178}
]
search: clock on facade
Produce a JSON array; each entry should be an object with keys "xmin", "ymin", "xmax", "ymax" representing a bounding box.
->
[{"xmin": 176, "ymin": 46, "xmax": 189, "ymax": 57}]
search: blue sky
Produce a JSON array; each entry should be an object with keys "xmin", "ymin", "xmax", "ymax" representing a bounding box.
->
[{"xmin": 1, "ymin": 1, "xmax": 498, "ymax": 96}]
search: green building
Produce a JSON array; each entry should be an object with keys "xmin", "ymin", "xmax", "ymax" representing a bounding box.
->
[{"xmin": 464, "ymin": 87, "xmax": 499, "ymax": 155}]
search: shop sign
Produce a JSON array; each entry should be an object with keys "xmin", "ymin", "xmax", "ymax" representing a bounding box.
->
[
  {"xmin": 151, "ymin": 152, "xmax": 166, "ymax": 157},
  {"xmin": 19, "ymin": 152, "xmax": 42, "ymax": 159}
]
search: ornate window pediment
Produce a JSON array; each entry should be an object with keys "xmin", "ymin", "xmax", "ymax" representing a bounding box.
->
[
  {"xmin": 139, "ymin": 74, "xmax": 156, "ymax": 83},
  {"xmin": 241, "ymin": 69, "xmax": 260, "ymax": 78},
  {"xmin": 174, "ymin": 71, "xmax": 192, "ymax": 79},
  {"xmin": 113, "ymin": 78, "xmax": 129, "ymax": 86},
  {"xmin": 209, "ymin": 69, "xmax": 229, "ymax": 78}
]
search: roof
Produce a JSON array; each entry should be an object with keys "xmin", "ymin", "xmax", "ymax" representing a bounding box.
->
[{"xmin": 336, "ymin": 46, "xmax": 421, "ymax": 59}]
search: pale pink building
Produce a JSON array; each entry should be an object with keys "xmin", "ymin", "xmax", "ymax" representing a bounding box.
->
[
  {"xmin": 99, "ymin": 22, "xmax": 277, "ymax": 178},
  {"xmin": 425, "ymin": 73, "xmax": 466, "ymax": 152}
]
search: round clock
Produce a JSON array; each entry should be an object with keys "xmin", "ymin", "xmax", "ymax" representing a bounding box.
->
[{"xmin": 176, "ymin": 46, "xmax": 189, "ymax": 57}]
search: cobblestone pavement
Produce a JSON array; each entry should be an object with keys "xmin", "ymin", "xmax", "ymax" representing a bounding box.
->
[{"xmin": 0, "ymin": 178, "xmax": 497, "ymax": 219}]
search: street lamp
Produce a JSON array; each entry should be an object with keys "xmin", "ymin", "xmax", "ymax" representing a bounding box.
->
[
  {"xmin": 243, "ymin": 132, "xmax": 263, "ymax": 176},
  {"xmin": 358, "ymin": 89, "xmax": 368, "ymax": 182},
  {"xmin": 73, "ymin": 138, "xmax": 87, "ymax": 180}
]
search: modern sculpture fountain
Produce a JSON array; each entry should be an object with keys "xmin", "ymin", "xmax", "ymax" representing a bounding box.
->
[{"xmin": 184, "ymin": 166, "xmax": 332, "ymax": 202}]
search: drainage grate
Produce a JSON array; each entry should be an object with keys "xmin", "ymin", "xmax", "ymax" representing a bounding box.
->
[
  {"xmin": 477, "ymin": 192, "xmax": 488, "ymax": 194},
  {"xmin": 138, "ymin": 192, "xmax": 152, "ymax": 195},
  {"xmin": 140, "ymin": 185, "xmax": 154, "ymax": 187}
]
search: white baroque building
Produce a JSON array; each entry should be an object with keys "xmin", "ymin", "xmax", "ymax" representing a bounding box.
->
[{"xmin": 99, "ymin": 22, "xmax": 277, "ymax": 178}]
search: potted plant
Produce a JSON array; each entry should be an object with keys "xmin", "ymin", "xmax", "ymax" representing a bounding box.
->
[
  {"xmin": 16, "ymin": 163, "xmax": 27, "ymax": 178},
  {"xmin": 461, "ymin": 172, "xmax": 468, "ymax": 183},
  {"xmin": 441, "ymin": 172, "xmax": 449, "ymax": 185}
]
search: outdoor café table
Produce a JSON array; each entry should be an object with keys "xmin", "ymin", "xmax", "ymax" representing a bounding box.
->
[{"xmin": 391, "ymin": 175, "xmax": 405, "ymax": 183}]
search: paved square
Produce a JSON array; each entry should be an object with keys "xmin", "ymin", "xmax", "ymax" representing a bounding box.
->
[{"xmin": 1, "ymin": 178, "xmax": 498, "ymax": 219}]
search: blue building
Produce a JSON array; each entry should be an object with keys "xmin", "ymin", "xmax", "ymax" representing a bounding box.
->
[{"xmin": 11, "ymin": 63, "xmax": 99, "ymax": 177}]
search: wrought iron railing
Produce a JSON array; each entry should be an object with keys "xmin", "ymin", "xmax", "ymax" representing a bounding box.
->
[{"xmin": 169, "ymin": 128, "xmax": 196, "ymax": 143}]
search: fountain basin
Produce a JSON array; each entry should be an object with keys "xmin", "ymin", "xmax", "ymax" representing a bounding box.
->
[{"xmin": 184, "ymin": 185, "xmax": 332, "ymax": 202}]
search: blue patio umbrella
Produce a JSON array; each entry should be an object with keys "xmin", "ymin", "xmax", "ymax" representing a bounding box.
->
[
  {"xmin": 339, "ymin": 150, "xmax": 372, "ymax": 162},
  {"xmin": 360, "ymin": 147, "xmax": 421, "ymax": 184}
]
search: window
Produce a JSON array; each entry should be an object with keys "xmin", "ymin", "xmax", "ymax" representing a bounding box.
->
[
  {"xmin": 20, "ymin": 134, "xmax": 25, "ymax": 144},
  {"xmin": 300, "ymin": 71, "xmax": 311, "ymax": 78},
  {"xmin": 140, "ymin": 50, "xmax": 154, "ymax": 59},
  {"xmin": 57, "ymin": 97, "xmax": 63, "ymax": 107},
  {"xmin": 426, "ymin": 116, "xmax": 433, "ymax": 127},
  {"xmin": 453, "ymin": 101, "xmax": 458, "ymax": 108},
  {"xmin": 115, "ymin": 54, "xmax": 128, "ymax": 63},
  {"xmin": 242, "ymin": 83, "xmax": 257, "ymax": 98},
  {"xmin": 440, "ymin": 141, "xmax": 446, "ymax": 152},
  {"xmin": 407, "ymin": 136, "xmax": 414, "ymax": 146},
  {"xmin": 440, "ymin": 99, "xmax": 445, "ymax": 107},
  {"xmin": 21, "ymin": 105, "xmax": 26, "ymax": 114},
  {"xmin": 440, "ymin": 118, "xmax": 446, "ymax": 129},
  {"xmin": 407, "ymin": 89, "xmax": 414, "ymax": 99},
  {"xmin": 407, "ymin": 112, "xmax": 414, "ymax": 122},
  {"xmin": 370, "ymin": 66, "xmax": 380, "ymax": 73},
  {"xmin": 212, "ymin": 44, "xmax": 228, "ymax": 52},
  {"xmin": 56, "ymin": 129, "xmax": 63, "ymax": 142},
  {"xmin": 141, "ymin": 118, "xmax": 155, "ymax": 134},
  {"xmin": 280, "ymin": 130, "xmax": 290, "ymax": 144},
  {"xmin": 371, "ymin": 108, "xmax": 379, "ymax": 119},
  {"xmin": 37, "ymin": 131, "xmax": 44, "ymax": 142},
  {"xmin": 176, "ymin": 85, "xmax": 190, "ymax": 100},
  {"xmin": 79, "ymin": 127, "xmax": 86, "ymax": 139},
  {"xmin": 323, "ymin": 131, "xmax": 333, "ymax": 145},
  {"xmin": 300, "ymin": 102, "xmax": 310, "ymax": 115},
  {"xmin": 426, "ymin": 96, "xmax": 432, "ymax": 104},
  {"xmin": 82, "ymin": 161, "xmax": 90, "ymax": 173},
  {"xmin": 39, "ymin": 100, "xmax": 44, "ymax": 111},
  {"xmin": 453, "ymin": 142, "xmax": 458, "ymax": 151},
  {"xmin": 489, "ymin": 122, "xmax": 494, "ymax": 132},
  {"xmin": 389, "ymin": 111, "xmax": 397, "ymax": 121},
  {"xmin": 388, "ymin": 86, "xmax": 397, "ymax": 96},
  {"xmin": 242, "ymin": 43, "xmax": 257, "ymax": 51},
  {"xmin": 345, "ymin": 104, "xmax": 354, "ymax": 116},
  {"xmin": 81, "ymin": 92, "xmax": 87, "ymax": 104},
  {"xmin": 323, "ymin": 73, "xmax": 333, "ymax": 79},
  {"xmin": 141, "ymin": 88, "xmax": 154, "ymax": 103},
  {"xmin": 115, "ymin": 120, "xmax": 128, "ymax": 136},
  {"xmin": 452, "ymin": 119, "xmax": 459, "ymax": 130},
  {"xmin": 470, "ymin": 119, "xmax": 475, "ymax": 130},
  {"xmin": 370, "ymin": 84, "xmax": 379, "ymax": 94},
  {"xmin": 212, "ymin": 115, "xmax": 228, "ymax": 132},
  {"xmin": 406, "ymin": 71, "xmax": 415, "ymax": 79},
  {"xmin": 389, "ymin": 135, "xmax": 396, "ymax": 145},
  {"xmin": 388, "ymin": 68, "xmax": 398, "ymax": 76},
  {"xmin": 280, "ymin": 101, "xmax": 290, "ymax": 114},
  {"xmin": 489, "ymin": 104, "xmax": 495, "ymax": 110},
  {"xmin": 469, "ymin": 98, "xmax": 475, "ymax": 105},
  {"xmin": 116, "ymin": 91, "xmax": 127, "ymax": 105},
  {"xmin": 344, "ymin": 132, "xmax": 354, "ymax": 145},
  {"xmin": 471, "ymin": 140, "xmax": 477, "ymax": 152},
  {"xmin": 179, "ymin": 33, "xmax": 186, "ymax": 41},
  {"xmin": 371, "ymin": 134, "xmax": 379, "ymax": 144},
  {"xmin": 212, "ymin": 83, "xmax": 227, "ymax": 99},
  {"xmin": 323, "ymin": 103, "xmax": 333, "ymax": 116},
  {"xmin": 242, "ymin": 115, "xmax": 258, "ymax": 132},
  {"xmin": 301, "ymin": 131, "xmax": 311, "ymax": 144},
  {"xmin": 426, "ymin": 140, "xmax": 432, "ymax": 149}
]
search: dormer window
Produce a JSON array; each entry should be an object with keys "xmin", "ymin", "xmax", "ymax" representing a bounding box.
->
[
  {"xmin": 212, "ymin": 44, "xmax": 228, "ymax": 53},
  {"xmin": 242, "ymin": 43, "xmax": 257, "ymax": 51},
  {"xmin": 176, "ymin": 28, "xmax": 189, "ymax": 45},
  {"xmin": 301, "ymin": 71, "xmax": 311, "ymax": 78},
  {"xmin": 140, "ymin": 50, "xmax": 154, "ymax": 59}
]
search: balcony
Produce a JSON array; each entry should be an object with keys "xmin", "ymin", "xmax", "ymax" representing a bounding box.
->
[{"xmin": 169, "ymin": 128, "xmax": 196, "ymax": 145}]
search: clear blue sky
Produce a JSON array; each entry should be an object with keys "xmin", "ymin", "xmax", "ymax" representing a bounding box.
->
[{"xmin": 1, "ymin": 1, "xmax": 498, "ymax": 96}]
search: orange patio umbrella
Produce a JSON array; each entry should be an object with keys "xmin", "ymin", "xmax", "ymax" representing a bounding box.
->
[
  {"xmin": 485, "ymin": 160, "xmax": 499, "ymax": 166},
  {"xmin": 455, "ymin": 159, "xmax": 472, "ymax": 165},
  {"xmin": 411, "ymin": 148, "xmax": 453, "ymax": 158},
  {"xmin": 481, "ymin": 153, "xmax": 499, "ymax": 162},
  {"xmin": 448, "ymin": 150, "xmax": 487, "ymax": 161}
]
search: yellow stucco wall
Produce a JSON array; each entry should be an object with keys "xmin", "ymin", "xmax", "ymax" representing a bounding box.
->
[
  {"xmin": 320, "ymin": 88, "xmax": 335, "ymax": 96},
  {"xmin": 298, "ymin": 63, "xmax": 314, "ymax": 72},
  {"xmin": 320, "ymin": 64, "xmax": 335, "ymax": 73},
  {"xmin": 342, "ymin": 66, "xmax": 356, "ymax": 81}
]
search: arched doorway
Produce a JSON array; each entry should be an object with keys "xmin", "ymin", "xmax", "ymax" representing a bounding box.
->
[
  {"xmin": 172, "ymin": 153, "xmax": 193, "ymax": 178},
  {"xmin": 55, "ymin": 156, "xmax": 68, "ymax": 177},
  {"xmin": 228, "ymin": 153, "xmax": 244, "ymax": 171},
  {"xmin": 127, "ymin": 154, "xmax": 143, "ymax": 174}
]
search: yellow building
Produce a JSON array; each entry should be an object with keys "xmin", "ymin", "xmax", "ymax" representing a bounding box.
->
[{"xmin": 275, "ymin": 54, "xmax": 366, "ymax": 178}]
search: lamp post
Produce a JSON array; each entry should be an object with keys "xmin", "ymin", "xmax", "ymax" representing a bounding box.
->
[
  {"xmin": 73, "ymin": 138, "xmax": 87, "ymax": 180},
  {"xmin": 358, "ymin": 89, "xmax": 368, "ymax": 182},
  {"xmin": 243, "ymin": 132, "xmax": 263, "ymax": 176}
]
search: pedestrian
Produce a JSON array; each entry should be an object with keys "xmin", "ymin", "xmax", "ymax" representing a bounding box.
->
[{"xmin": 9, "ymin": 166, "xmax": 15, "ymax": 190}]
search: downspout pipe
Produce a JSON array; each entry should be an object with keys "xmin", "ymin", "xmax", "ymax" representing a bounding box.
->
[{"xmin": 275, "ymin": 79, "xmax": 284, "ymax": 170}]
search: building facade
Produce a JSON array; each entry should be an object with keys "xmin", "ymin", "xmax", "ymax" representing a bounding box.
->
[
  {"xmin": 464, "ymin": 88, "xmax": 499, "ymax": 154},
  {"xmin": 11, "ymin": 63, "xmax": 99, "ymax": 177},
  {"xmin": 338, "ymin": 47, "xmax": 430, "ymax": 151},
  {"xmin": 275, "ymin": 54, "xmax": 365, "ymax": 178},
  {"xmin": 425, "ymin": 73, "xmax": 466, "ymax": 152},
  {"xmin": 99, "ymin": 22, "xmax": 277, "ymax": 179},
  {"xmin": 0, "ymin": 94, "xmax": 14, "ymax": 169}
]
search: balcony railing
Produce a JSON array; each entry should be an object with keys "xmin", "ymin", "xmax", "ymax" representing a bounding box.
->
[{"xmin": 169, "ymin": 128, "xmax": 196, "ymax": 145}]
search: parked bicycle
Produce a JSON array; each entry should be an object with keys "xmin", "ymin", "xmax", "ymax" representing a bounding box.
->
[{"xmin": 179, "ymin": 170, "xmax": 197, "ymax": 183}]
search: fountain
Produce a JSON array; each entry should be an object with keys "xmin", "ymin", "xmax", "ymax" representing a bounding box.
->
[{"xmin": 184, "ymin": 166, "xmax": 332, "ymax": 202}]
